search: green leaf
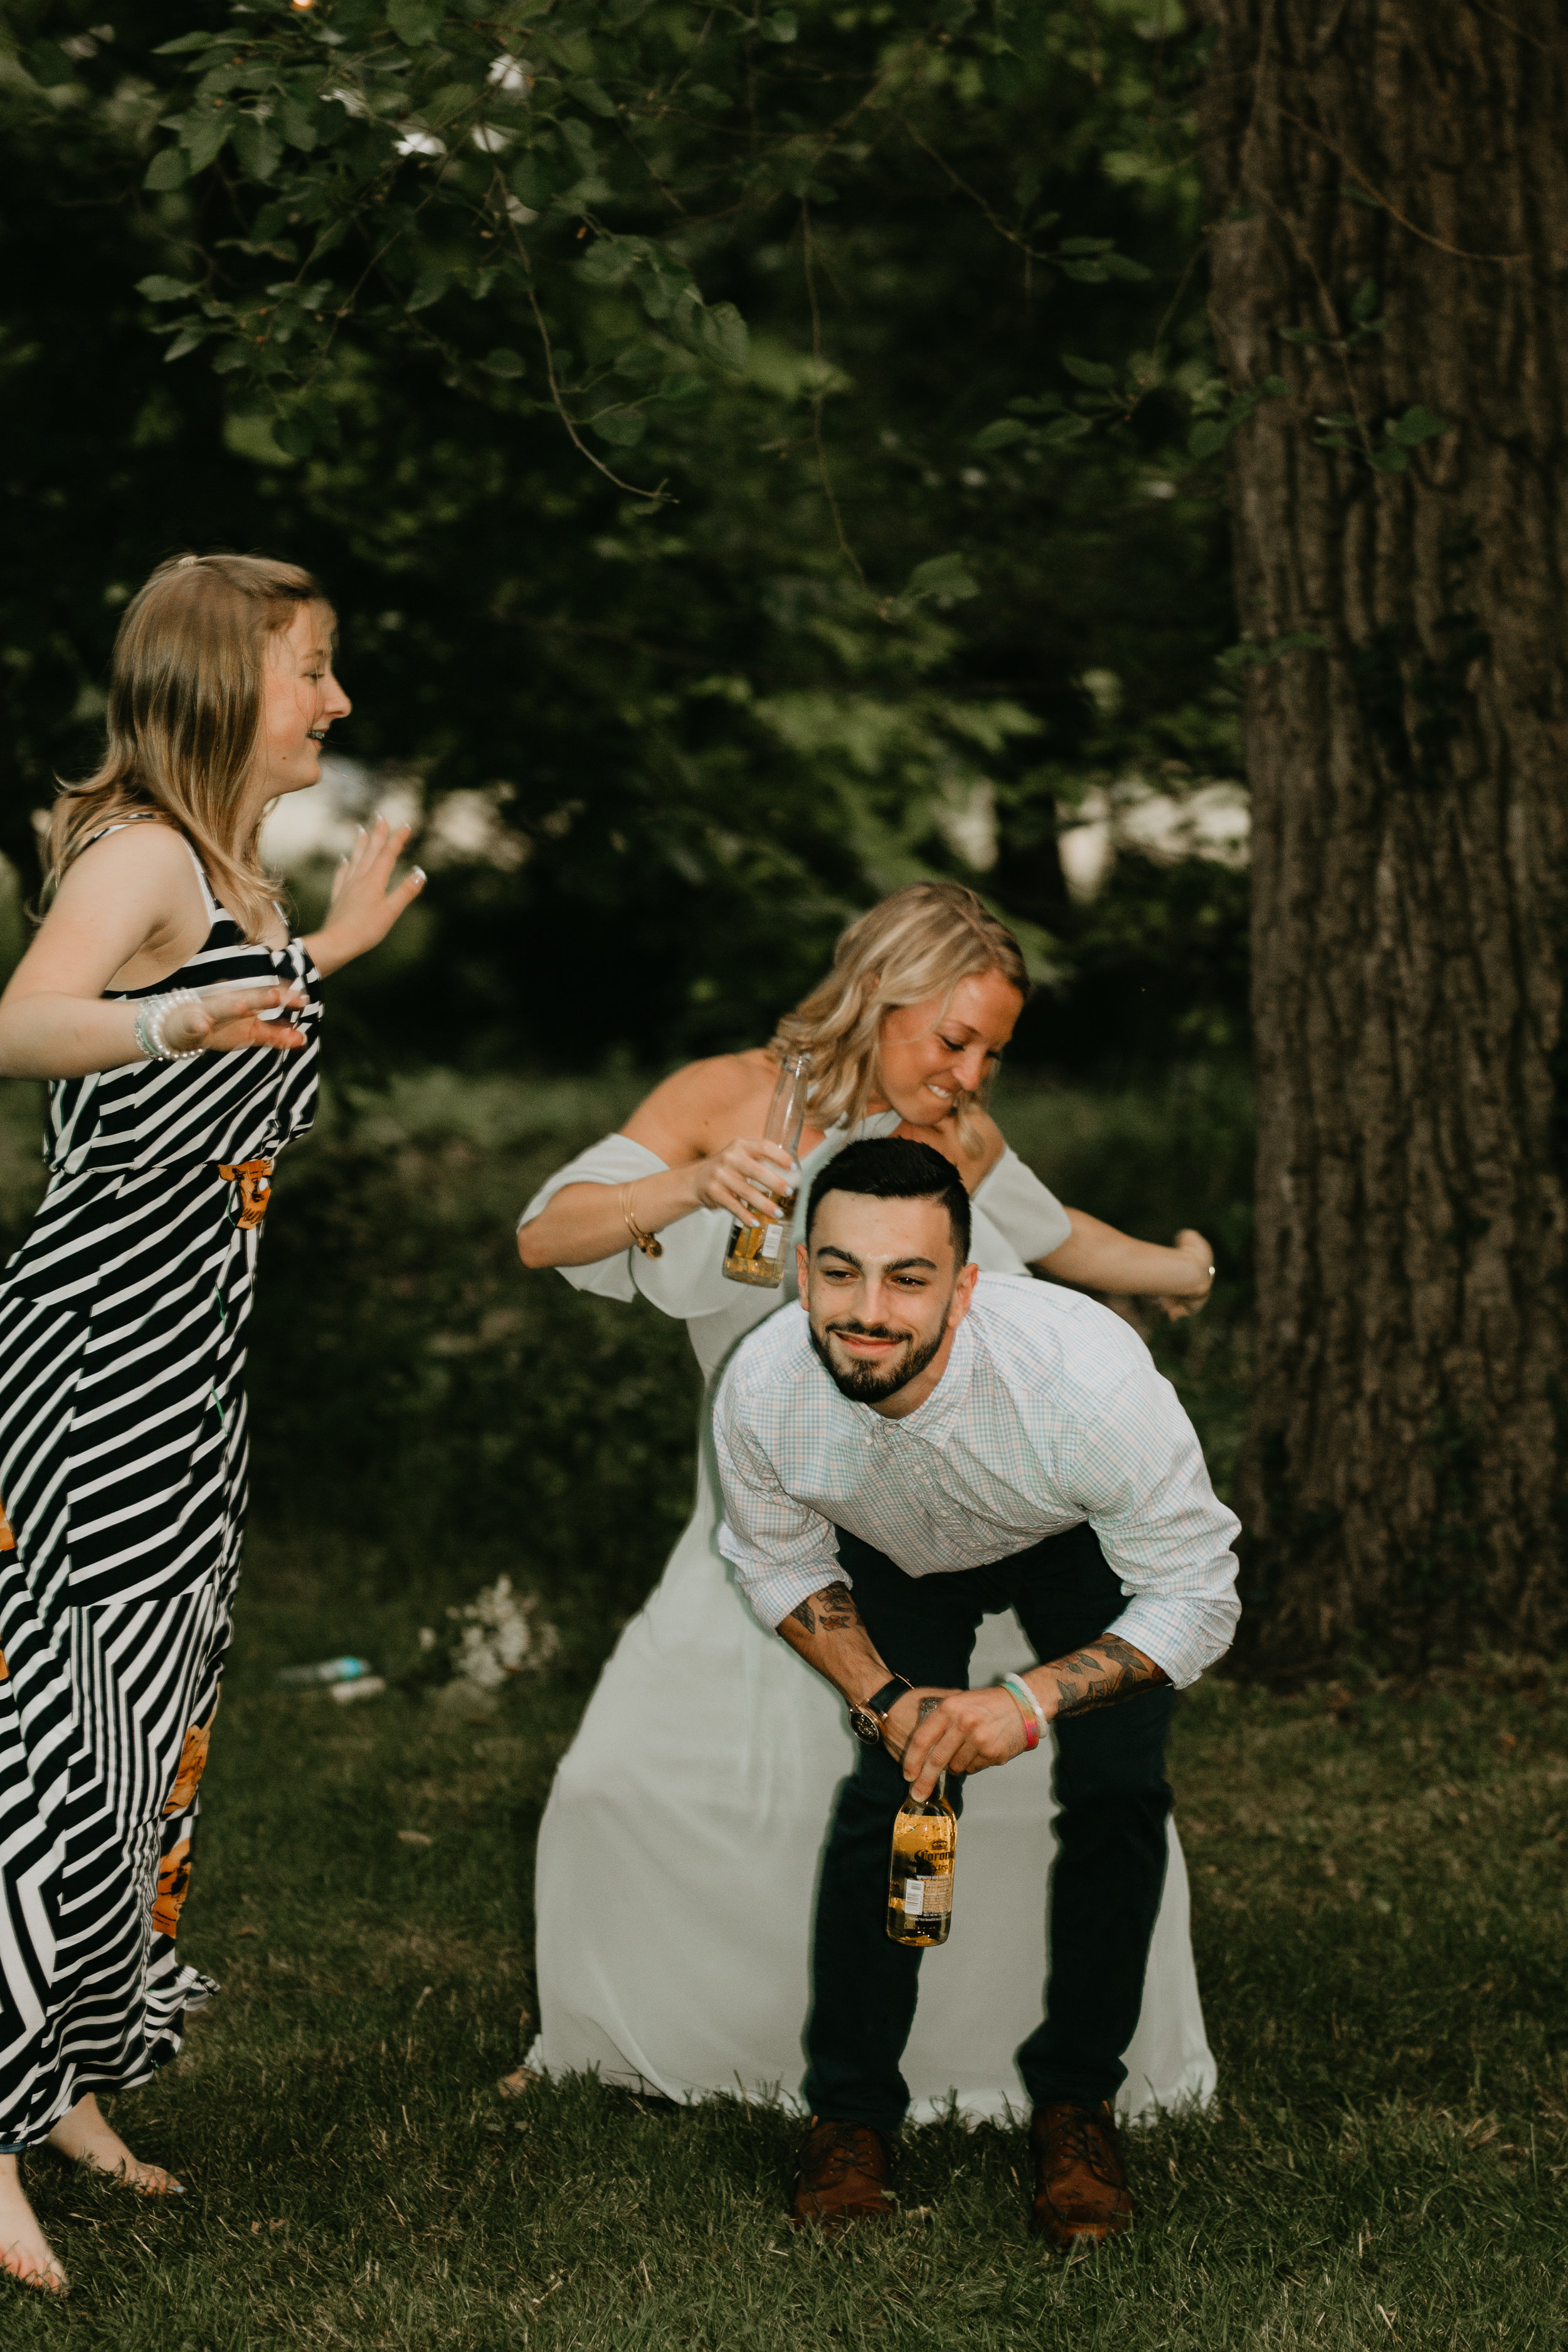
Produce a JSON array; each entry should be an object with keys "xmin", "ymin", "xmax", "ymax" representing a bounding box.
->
[
  {"xmin": 211, "ymin": 341, "xmax": 253, "ymax": 375},
  {"xmin": 480, "ymin": 347, "xmax": 527, "ymax": 377},
  {"xmin": 423, "ymin": 82, "xmax": 484, "ymax": 129},
  {"xmin": 406, "ymin": 267, "xmax": 452, "ymax": 313},
  {"xmin": 137, "ymin": 275, "xmax": 201, "ymax": 304},
  {"xmin": 1261, "ymin": 376, "xmax": 1291, "ymax": 398},
  {"xmin": 509, "ymin": 153, "xmax": 556, "ymax": 208},
  {"xmin": 1277, "ymin": 326, "xmax": 1318, "ymax": 346},
  {"xmin": 1056, "ymin": 259, "xmax": 1108, "ymax": 283},
  {"xmin": 1057, "ymin": 236, "xmax": 1115, "ymax": 255},
  {"xmin": 1315, "ymin": 434, "xmax": 1352, "ymax": 452},
  {"xmin": 154, "ymin": 29, "xmax": 226, "ymax": 52},
  {"xmin": 759, "ymin": 10, "xmax": 798, "ymax": 38},
  {"xmin": 1188, "ymin": 417, "xmax": 1234, "ymax": 460},
  {"xmin": 1061, "ymin": 356, "xmax": 1116, "ymax": 388},
  {"xmin": 1039, "ymin": 413, "xmax": 1093, "ymax": 445},
  {"xmin": 657, "ymin": 372, "xmax": 709, "ymax": 403},
  {"xmin": 1216, "ymin": 630, "xmax": 1327, "ymax": 674},
  {"xmin": 1315, "ymin": 413, "xmax": 1358, "ymax": 430},
  {"xmin": 904, "ymin": 553, "xmax": 980, "ymax": 603},
  {"xmin": 144, "ymin": 144, "xmax": 191, "ymax": 192},
  {"xmin": 232, "ymin": 115, "xmax": 283, "ymax": 183},
  {"xmin": 24, "ymin": 40, "xmax": 78, "ymax": 88},
  {"xmin": 566, "ymin": 78, "xmax": 618, "ymax": 117},
  {"xmin": 1387, "ymin": 405, "xmax": 1451, "ymax": 447},
  {"xmin": 273, "ymin": 413, "xmax": 317, "ymax": 458},
  {"xmin": 1097, "ymin": 252, "xmax": 1154, "ymax": 282},
  {"xmin": 1351, "ymin": 277, "xmax": 1381, "ymax": 322},
  {"xmin": 180, "ymin": 107, "xmax": 233, "ymax": 174},
  {"xmin": 1343, "ymin": 184, "xmax": 1384, "ymax": 210},
  {"xmin": 590, "ymin": 407, "xmax": 647, "ymax": 447},
  {"xmin": 614, "ymin": 342, "xmax": 666, "ymax": 381},
  {"xmin": 388, "ymin": 0, "xmax": 445, "ymax": 45},
  {"xmin": 686, "ymin": 300, "xmax": 748, "ymax": 374},
  {"xmin": 1368, "ymin": 446, "xmax": 1411, "ymax": 472},
  {"xmin": 972, "ymin": 418, "xmax": 1029, "ymax": 450},
  {"xmin": 281, "ymin": 98, "xmax": 322, "ymax": 152},
  {"xmin": 164, "ymin": 324, "xmax": 210, "ymax": 363}
]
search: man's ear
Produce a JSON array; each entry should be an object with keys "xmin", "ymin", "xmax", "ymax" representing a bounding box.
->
[
  {"xmin": 948, "ymin": 1259, "xmax": 979, "ymax": 1327},
  {"xmin": 796, "ymin": 1237, "xmax": 810, "ymax": 1293}
]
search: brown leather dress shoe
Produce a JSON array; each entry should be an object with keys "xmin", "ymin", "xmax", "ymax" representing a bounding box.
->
[
  {"xmin": 790, "ymin": 2118, "xmax": 896, "ymax": 2233},
  {"xmin": 1029, "ymin": 2100, "xmax": 1134, "ymax": 2248}
]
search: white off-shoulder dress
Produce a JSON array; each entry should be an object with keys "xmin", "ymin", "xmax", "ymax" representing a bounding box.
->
[{"xmin": 519, "ymin": 1115, "xmax": 1216, "ymax": 2123}]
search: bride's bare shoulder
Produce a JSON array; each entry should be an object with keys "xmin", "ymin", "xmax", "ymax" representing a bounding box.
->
[{"xmin": 622, "ymin": 1049, "xmax": 778, "ymax": 1165}]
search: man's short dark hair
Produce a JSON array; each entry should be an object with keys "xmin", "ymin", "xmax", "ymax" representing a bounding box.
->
[{"xmin": 805, "ymin": 1136, "xmax": 972, "ymax": 1261}]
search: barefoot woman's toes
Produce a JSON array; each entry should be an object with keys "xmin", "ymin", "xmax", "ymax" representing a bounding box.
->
[
  {"xmin": 45, "ymin": 2094, "xmax": 183, "ymax": 2193},
  {"xmin": 0, "ymin": 2170, "xmax": 68, "ymax": 2296}
]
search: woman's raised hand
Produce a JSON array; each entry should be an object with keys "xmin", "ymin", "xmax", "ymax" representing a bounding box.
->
[
  {"xmin": 1153, "ymin": 1228, "xmax": 1217, "ymax": 1322},
  {"xmin": 158, "ymin": 981, "xmax": 312, "ymax": 1057},
  {"xmin": 305, "ymin": 817, "xmax": 426, "ymax": 978},
  {"xmin": 688, "ymin": 1137, "xmax": 799, "ymax": 1227}
]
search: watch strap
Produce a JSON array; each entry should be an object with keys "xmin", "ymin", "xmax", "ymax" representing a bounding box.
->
[{"xmin": 861, "ymin": 1677, "xmax": 910, "ymax": 1720}]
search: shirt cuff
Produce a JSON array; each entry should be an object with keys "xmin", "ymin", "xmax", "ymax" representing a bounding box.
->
[
  {"xmin": 1103, "ymin": 1589, "xmax": 1240, "ymax": 1691},
  {"xmin": 716, "ymin": 1529, "xmax": 845, "ymax": 1630}
]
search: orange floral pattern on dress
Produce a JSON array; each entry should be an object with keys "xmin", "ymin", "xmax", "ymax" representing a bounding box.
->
[
  {"xmin": 163, "ymin": 1719, "xmax": 213, "ymax": 1816},
  {"xmin": 218, "ymin": 1159, "xmax": 274, "ymax": 1229},
  {"xmin": 152, "ymin": 1838, "xmax": 193, "ymax": 1938}
]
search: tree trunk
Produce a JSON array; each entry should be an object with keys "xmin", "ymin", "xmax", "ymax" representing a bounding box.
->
[{"xmin": 1197, "ymin": 1, "xmax": 1568, "ymax": 1667}]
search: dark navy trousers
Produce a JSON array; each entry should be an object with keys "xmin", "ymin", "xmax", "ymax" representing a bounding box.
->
[{"xmin": 802, "ymin": 1521, "xmax": 1174, "ymax": 2131}]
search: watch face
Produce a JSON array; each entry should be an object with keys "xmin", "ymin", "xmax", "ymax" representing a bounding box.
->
[{"xmin": 849, "ymin": 1708, "xmax": 882, "ymax": 1745}]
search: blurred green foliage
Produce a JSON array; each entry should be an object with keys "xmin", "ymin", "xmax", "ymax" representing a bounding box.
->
[{"xmin": 0, "ymin": 0, "xmax": 1251, "ymax": 1075}]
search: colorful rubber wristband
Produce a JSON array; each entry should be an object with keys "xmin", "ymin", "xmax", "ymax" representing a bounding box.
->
[{"xmin": 1000, "ymin": 1673, "xmax": 1045, "ymax": 1751}]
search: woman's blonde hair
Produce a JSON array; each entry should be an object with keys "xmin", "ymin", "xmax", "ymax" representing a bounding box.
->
[
  {"xmin": 771, "ymin": 882, "xmax": 1030, "ymax": 1143},
  {"xmin": 46, "ymin": 552, "xmax": 327, "ymax": 942}
]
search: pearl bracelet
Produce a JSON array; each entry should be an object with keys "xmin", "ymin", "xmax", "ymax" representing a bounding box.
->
[{"xmin": 132, "ymin": 988, "xmax": 204, "ymax": 1062}]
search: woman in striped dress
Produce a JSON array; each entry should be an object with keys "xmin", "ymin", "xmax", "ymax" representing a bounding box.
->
[{"xmin": 0, "ymin": 553, "xmax": 423, "ymax": 2293}]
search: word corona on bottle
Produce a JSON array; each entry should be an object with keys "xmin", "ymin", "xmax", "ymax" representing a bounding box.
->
[
  {"xmin": 886, "ymin": 1770, "xmax": 956, "ymax": 1949},
  {"xmin": 721, "ymin": 1048, "xmax": 812, "ymax": 1290}
]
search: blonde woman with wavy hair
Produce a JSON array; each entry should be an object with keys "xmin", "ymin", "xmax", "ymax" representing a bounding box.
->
[
  {"xmin": 514, "ymin": 880, "xmax": 1219, "ymax": 2127},
  {"xmin": 0, "ymin": 553, "xmax": 421, "ymax": 2294}
]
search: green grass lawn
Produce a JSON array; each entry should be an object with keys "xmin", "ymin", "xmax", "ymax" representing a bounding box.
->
[{"xmin": 8, "ymin": 1571, "xmax": 1565, "ymax": 2347}]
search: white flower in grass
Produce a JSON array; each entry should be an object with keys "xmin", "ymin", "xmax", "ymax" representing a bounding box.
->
[{"xmin": 447, "ymin": 1576, "xmax": 558, "ymax": 1692}]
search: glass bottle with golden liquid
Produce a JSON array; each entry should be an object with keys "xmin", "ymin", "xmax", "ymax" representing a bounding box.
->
[
  {"xmin": 886, "ymin": 1769, "xmax": 956, "ymax": 1948},
  {"xmin": 721, "ymin": 1049, "xmax": 812, "ymax": 1288}
]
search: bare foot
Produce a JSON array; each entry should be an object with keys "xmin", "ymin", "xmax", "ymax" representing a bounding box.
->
[
  {"xmin": 0, "ymin": 2156, "xmax": 68, "ymax": 2294},
  {"xmin": 45, "ymin": 2094, "xmax": 184, "ymax": 2196}
]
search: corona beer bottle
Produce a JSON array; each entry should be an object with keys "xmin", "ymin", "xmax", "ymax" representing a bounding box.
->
[
  {"xmin": 721, "ymin": 1049, "xmax": 812, "ymax": 1288},
  {"xmin": 886, "ymin": 1770, "xmax": 956, "ymax": 1949}
]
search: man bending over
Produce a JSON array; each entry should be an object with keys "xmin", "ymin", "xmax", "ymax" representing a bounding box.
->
[{"xmin": 712, "ymin": 1136, "xmax": 1239, "ymax": 2248}]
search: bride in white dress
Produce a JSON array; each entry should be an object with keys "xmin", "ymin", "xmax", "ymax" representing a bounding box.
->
[{"xmin": 516, "ymin": 884, "xmax": 1219, "ymax": 2124}]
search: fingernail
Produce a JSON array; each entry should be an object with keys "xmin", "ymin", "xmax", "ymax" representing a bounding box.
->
[{"xmin": 412, "ymin": 866, "xmax": 426, "ymax": 884}]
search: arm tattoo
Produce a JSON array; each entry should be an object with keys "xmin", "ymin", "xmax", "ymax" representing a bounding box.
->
[
  {"xmin": 1049, "ymin": 1632, "xmax": 1170, "ymax": 1719},
  {"xmin": 781, "ymin": 1583, "xmax": 862, "ymax": 1641}
]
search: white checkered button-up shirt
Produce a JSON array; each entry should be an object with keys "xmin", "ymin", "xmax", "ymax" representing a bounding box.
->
[{"xmin": 713, "ymin": 1273, "xmax": 1241, "ymax": 1690}]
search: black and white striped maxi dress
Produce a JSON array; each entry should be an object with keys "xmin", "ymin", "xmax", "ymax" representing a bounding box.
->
[{"xmin": 0, "ymin": 848, "xmax": 320, "ymax": 2150}]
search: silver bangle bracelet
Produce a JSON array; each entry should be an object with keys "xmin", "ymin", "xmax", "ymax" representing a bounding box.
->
[{"xmin": 132, "ymin": 988, "xmax": 204, "ymax": 1062}]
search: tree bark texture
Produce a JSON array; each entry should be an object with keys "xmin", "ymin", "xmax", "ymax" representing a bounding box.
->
[{"xmin": 1196, "ymin": 1, "xmax": 1568, "ymax": 1666}]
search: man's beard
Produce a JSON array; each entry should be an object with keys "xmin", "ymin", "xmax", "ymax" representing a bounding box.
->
[{"xmin": 808, "ymin": 1313, "xmax": 947, "ymax": 1405}]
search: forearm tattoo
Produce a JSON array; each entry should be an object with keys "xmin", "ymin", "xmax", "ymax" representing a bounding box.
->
[
  {"xmin": 783, "ymin": 1581, "xmax": 862, "ymax": 1640},
  {"xmin": 1049, "ymin": 1632, "xmax": 1169, "ymax": 1719}
]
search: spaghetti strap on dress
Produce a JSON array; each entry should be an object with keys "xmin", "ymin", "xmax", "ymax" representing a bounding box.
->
[{"xmin": 0, "ymin": 840, "xmax": 320, "ymax": 2151}]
